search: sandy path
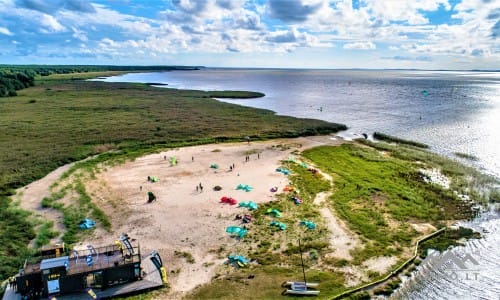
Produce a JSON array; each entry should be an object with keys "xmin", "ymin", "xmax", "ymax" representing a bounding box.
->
[
  {"xmin": 320, "ymin": 207, "xmax": 360, "ymax": 260},
  {"xmin": 15, "ymin": 162, "xmax": 75, "ymax": 237}
]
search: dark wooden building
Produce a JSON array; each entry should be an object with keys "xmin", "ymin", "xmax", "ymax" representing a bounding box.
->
[{"xmin": 15, "ymin": 235, "xmax": 143, "ymax": 299}]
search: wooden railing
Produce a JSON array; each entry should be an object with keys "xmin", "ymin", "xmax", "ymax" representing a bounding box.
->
[{"xmin": 331, "ymin": 227, "xmax": 446, "ymax": 299}]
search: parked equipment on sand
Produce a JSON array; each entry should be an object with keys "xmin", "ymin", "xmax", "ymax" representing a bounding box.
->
[
  {"xmin": 282, "ymin": 239, "xmax": 320, "ymax": 296},
  {"xmin": 147, "ymin": 191, "xmax": 156, "ymax": 203},
  {"xmin": 282, "ymin": 282, "xmax": 320, "ymax": 296}
]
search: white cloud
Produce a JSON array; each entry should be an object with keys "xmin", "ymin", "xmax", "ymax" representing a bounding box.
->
[
  {"xmin": 40, "ymin": 14, "xmax": 65, "ymax": 32},
  {"xmin": 364, "ymin": 0, "xmax": 450, "ymax": 25},
  {"xmin": 343, "ymin": 41, "xmax": 376, "ymax": 50},
  {"xmin": 71, "ymin": 27, "xmax": 87, "ymax": 41},
  {"xmin": 0, "ymin": 26, "xmax": 13, "ymax": 36}
]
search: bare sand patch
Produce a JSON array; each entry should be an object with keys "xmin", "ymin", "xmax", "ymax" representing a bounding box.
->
[
  {"xmin": 320, "ymin": 207, "xmax": 360, "ymax": 261},
  {"xmin": 362, "ymin": 256, "xmax": 399, "ymax": 274}
]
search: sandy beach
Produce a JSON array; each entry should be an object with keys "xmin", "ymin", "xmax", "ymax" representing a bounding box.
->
[{"xmin": 17, "ymin": 135, "xmax": 368, "ymax": 298}]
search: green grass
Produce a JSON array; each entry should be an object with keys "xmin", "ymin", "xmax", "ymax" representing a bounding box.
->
[
  {"xmin": 357, "ymin": 139, "xmax": 499, "ymax": 204},
  {"xmin": 0, "ymin": 71, "xmax": 346, "ymax": 281},
  {"xmin": 300, "ymin": 143, "xmax": 479, "ymax": 263},
  {"xmin": 186, "ymin": 267, "xmax": 346, "ymax": 300},
  {"xmin": 33, "ymin": 221, "xmax": 59, "ymax": 248}
]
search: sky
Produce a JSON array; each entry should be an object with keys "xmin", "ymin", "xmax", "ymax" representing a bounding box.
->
[{"xmin": 0, "ymin": 0, "xmax": 498, "ymax": 69}]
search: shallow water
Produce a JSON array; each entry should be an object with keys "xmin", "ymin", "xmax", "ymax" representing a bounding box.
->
[{"xmin": 96, "ymin": 69, "xmax": 500, "ymax": 298}]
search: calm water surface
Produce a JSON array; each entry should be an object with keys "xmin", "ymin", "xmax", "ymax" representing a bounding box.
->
[{"xmin": 98, "ymin": 69, "xmax": 500, "ymax": 299}]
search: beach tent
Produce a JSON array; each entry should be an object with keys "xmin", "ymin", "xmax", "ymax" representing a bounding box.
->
[
  {"xmin": 228, "ymin": 254, "xmax": 249, "ymax": 267},
  {"xmin": 276, "ymin": 167, "xmax": 290, "ymax": 175},
  {"xmin": 210, "ymin": 163, "xmax": 219, "ymax": 169},
  {"xmin": 148, "ymin": 176, "xmax": 159, "ymax": 182},
  {"xmin": 266, "ymin": 208, "xmax": 282, "ymax": 217},
  {"xmin": 169, "ymin": 157, "xmax": 177, "ymax": 166},
  {"xmin": 78, "ymin": 218, "xmax": 95, "ymax": 229},
  {"xmin": 270, "ymin": 220, "xmax": 287, "ymax": 230},
  {"xmin": 221, "ymin": 196, "xmax": 237, "ymax": 205},
  {"xmin": 236, "ymin": 184, "xmax": 253, "ymax": 192},
  {"xmin": 300, "ymin": 220, "xmax": 316, "ymax": 230},
  {"xmin": 238, "ymin": 201, "xmax": 258, "ymax": 210},
  {"xmin": 226, "ymin": 226, "xmax": 247, "ymax": 238}
]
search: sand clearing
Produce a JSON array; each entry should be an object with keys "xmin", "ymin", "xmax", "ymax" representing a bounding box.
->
[{"xmin": 16, "ymin": 136, "xmax": 355, "ymax": 298}]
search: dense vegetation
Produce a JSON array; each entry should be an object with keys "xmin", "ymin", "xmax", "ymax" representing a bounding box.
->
[
  {"xmin": 0, "ymin": 69, "xmax": 36, "ymax": 97},
  {"xmin": 0, "ymin": 70, "xmax": 346, "ymax": 281},
  {"xmin": 373, "ymin": 132, "xmax": 429, "ymax": 148},
  {"xmin": 0, "ymin": 65, "xmax": 200, "ymax": 97}
]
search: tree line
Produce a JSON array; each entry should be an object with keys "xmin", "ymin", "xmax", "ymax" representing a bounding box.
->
[
  {"xmin": 0, "ymin": 65, "xmax": 202, "ymax": 97},
  {"xmin": 0, "ymin": 69, "xmax": 36, "ymax": 97}
]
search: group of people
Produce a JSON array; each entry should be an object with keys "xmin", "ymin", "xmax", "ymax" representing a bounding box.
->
[
  {"xmin": 196, "ymin": 182, "xmax": 203, "ymax": 192},
  {"xmin": 244, "ymin": 153, "xmax": 260, "ymax": 162}
]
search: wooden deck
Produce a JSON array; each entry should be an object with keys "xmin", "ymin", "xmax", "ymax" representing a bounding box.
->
[
  {"xmin": 3, "ymin": 252, "xmax": 164, "ymax": 300},
  {"xmin": 23, "ymin": 245, "xmax": 141, "ymax": 277}
]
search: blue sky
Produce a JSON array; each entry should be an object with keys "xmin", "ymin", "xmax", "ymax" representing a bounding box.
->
[{"xmin": 0, "ymin": 0, "xmax": 498, "ymax": 69}]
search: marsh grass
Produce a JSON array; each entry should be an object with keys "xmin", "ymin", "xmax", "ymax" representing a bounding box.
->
[
  {"xmin": 373, "ymin": 132, "xmax": 429, "ymax": 148},
  {"xmin": 454, "ymin": 152, "xmax": 478, "ymax": 161},
  {"xmin": 418, "ymin": 226, "xmax": 481, "ymax": 257},
  {"xmin": 300, "ymin": 143, "xmax": 485, "ymax": 263},
  {"xmin": 357, "ymin": 139, "xmax": 499, "ymax": 204}
]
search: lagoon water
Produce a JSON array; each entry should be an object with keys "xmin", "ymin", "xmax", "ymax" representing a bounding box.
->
[{"xmin": 98, "ymin": 69, "xmax": 500, "ymax": 299}]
